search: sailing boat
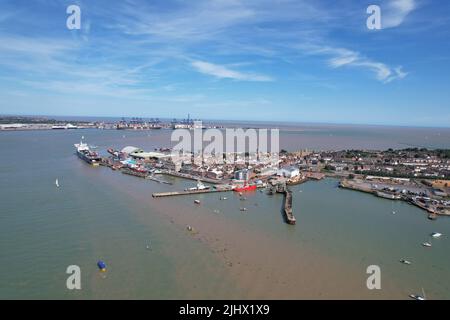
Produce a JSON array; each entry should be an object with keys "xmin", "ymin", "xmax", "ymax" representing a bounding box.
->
[
  {"xmin": 409, "ymin": 288, "xmax": 426, "ymax": 301},
  {"xmin": 55, "ymin": 179, "xmax": 60, "ymax": 188},
  {"xmin": 422, "ymin": 242, "xmax": 432, "ymax": 248}
]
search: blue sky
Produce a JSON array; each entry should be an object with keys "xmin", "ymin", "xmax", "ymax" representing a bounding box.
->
[{"xmin": 0, "ymin": 0, "xmax": 449, "ymax": 126}]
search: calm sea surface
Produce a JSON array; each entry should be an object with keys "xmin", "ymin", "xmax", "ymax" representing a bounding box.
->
[{"xmin": 1, "ymin": 125, "xmax": 450, "ymax": 299}]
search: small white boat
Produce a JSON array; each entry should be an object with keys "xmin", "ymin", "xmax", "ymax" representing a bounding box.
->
[
  {"xmin": 55, "ymin": 179, "xmax": 60, "ymax": 188},
  {"xmin": 409, "ymin": 294, "xmax": 426, "ymax": 301},
  {"xmin": 220, "ymin": 197, "xmax": 228, "ymax": 200},
  {"xmin": 400, "ymin": 259, "xmax": 411, "ymax": 265},
  {"xmin": 194, "ymin": 200, "xmax": 201, "ymax": 204},
  {"xmin": 431, "ymin": 232, "xmax": 443, "ymax": 239},
  {"xmin": 422, "ymin": 242, "xmax": 432, "ymax": 248},
  {"xmin": 240, "ymin": 207, "xmax": 247, "ymax": 212},
  {"xmin": 392, "ymin": 211, "xmax": 396, "ymax": 215},
  {"xmin": 410, "ymin": 288, "xmax": 426, "ymax": 301}
]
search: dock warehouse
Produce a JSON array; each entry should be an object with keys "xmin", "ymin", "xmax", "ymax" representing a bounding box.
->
[{"xmin": 130, "ymin": 151, "xmax": 171, "ymax": 160}]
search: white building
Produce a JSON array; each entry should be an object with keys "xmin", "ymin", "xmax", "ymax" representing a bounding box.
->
[
  {"xmin": 278, "ymin": 166, "xmax": 300, "ymax": 178},
  {"xmin": 235, "ymin": 169, "xmax": 251, "ymax": 181}
]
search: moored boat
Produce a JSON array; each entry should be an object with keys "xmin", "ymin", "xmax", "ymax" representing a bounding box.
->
[
  {"xmin": 186, "ymin": 181, "xmax": 210, "ymax": 191},
  {"xmin": 74, "ymin": 139, "xmax": 102, "ymax": 166},
  {"xmin": 234, "ymin": 184, "xmax": 257, "ymax": 192}
]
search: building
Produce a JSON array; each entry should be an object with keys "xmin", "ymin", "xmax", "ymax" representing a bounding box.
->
[
  {"xmin": 130, "ymin": 151, "xmax": 170, "ymax": 161},
  {"xmin": 258, "ymin": 167, "xmax": 278, "ymax": 177},
  {"xmin": 163, "ymin": 158, "xmax": 182, "ymax": 172},
  {"xmin": 206, "ymin": 169, "xmax": 223, "ymax": 180},
  {"xmin": 121, "ymin": 146, "xmax": 143, "ymax": 155},
  {"xmin": 234, "ymin": 169, "xmax": 251, "ymax": 181},
  {"xmin": 328, "ymin": 163, "xmax": 346, "ymax": 172},
  {"xmin": 278, "ymin": 166, "xmax": 300, "ymax": 178},
  {"xmin": 0, "ymin": 123, "xmax": 27, "ymax": 130}
]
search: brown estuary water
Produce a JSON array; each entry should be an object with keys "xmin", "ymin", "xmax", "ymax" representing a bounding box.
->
[{"xmin": 1, "ymin": 125, "xmax": 450, "ymax": 299}]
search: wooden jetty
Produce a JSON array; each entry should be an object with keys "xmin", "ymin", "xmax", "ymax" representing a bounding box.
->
[
  {"xmin": 121, "ymin": 168, "xmax": 148, "ymax": 178},
  {"xmin": 283, "ymin": 189, "xmax": 296, "ymax": 225},
  {"xmin": 152, "ymin": 187, "xmax": 233, "ymax": 198}
]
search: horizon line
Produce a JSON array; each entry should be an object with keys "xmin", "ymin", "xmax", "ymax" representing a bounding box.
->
[{"xmin": 1, "ymin": 113, "xmax": 450, "ymax": 130}]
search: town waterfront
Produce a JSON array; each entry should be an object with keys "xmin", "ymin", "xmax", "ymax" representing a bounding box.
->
[{"xmin": 1, "ymin": 126, "xmax": 450, "ymax": 299}]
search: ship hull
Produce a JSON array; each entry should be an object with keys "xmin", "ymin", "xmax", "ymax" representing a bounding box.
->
[
  {"xmin": 77, "ymin": 151, "xmax": 101, "ymax": 166},
  {"xmin": 234, "ymin": 185, "xmax": 257, "ymax": 192}
]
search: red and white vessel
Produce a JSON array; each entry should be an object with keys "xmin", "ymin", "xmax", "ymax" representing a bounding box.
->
[{"xmin": 233, "ymin": 183, "xmax": 257, "ymax": 192}]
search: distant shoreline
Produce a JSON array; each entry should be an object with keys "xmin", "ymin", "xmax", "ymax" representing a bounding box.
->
[{"xmin": 1, "ymin": 114, "xmax": 450, "ymax": 130}]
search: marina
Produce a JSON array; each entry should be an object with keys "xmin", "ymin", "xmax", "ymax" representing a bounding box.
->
[
  {"xmin": 69, "ymin": 134, "xmax": 450, "ymax": 230},
  {"xmin": 339, "ymin": 179, "xmax": 450, "ymax": 217},
  {"xmin": 96, "ymin": 144, "xmax": 300, "ymax": 224}
]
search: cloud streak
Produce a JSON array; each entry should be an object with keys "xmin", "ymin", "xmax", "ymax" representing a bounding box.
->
[
  {"xmin": 300, "ymin": 44, "xmax": 408, "ymax": 83},
  {"xmin": 191, "ymin": 60, "xmax": 273, "ymax": 82},
  {"xmin": 382, "ymin": 0, "xmax": 417, "ymax": 29}
]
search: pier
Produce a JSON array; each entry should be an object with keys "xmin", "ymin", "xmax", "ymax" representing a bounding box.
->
[
  {"xmin": 152, "ymin": 187, "xmax": 232, "ymax": 198},
  {"xmin": 162, "ymin": 171, "xmax": 224, "ymax": 185},
  {"xmin": 283, "ymin": 189, "xmax": 296, "ymax": 225}
]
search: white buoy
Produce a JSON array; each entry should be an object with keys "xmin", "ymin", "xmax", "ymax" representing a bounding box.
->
[{"xmin": 55, "ymin": 179, "xmax": 60, "ymax": 188}]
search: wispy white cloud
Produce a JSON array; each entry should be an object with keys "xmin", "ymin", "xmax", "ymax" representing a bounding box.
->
[
  {"xmin": 108, "ymin": 0, "xmax": 409, "ymax": 84},
  {"xmin": 191, "ymin": 60, "xmax": 273, "ymax": 82},
  {"xmin": 111, "ymin": 0, "xmax": 255, "ymax": 42},
  {"xmin": 0, "ymin": 34, "xmax": 162, "ymax": 98},
  {"xmin": 0, "ymin": 0, "xmax": 421, "ymax": 114},
  {"xmin": 382, "ymin": 0, "xmax": 417, "ymax": 29},
  {"xmin": 0, "ymin": 35, "xmax": 76, "ymax": 56},
  {"xmin": 300, "ymin": 44, "xmax": 408, "ymax": 83}
]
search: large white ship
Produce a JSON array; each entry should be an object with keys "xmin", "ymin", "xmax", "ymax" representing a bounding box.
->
[{"xmin": 74, "ymin": 139, "xmax": 102, "ymax": 166}]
